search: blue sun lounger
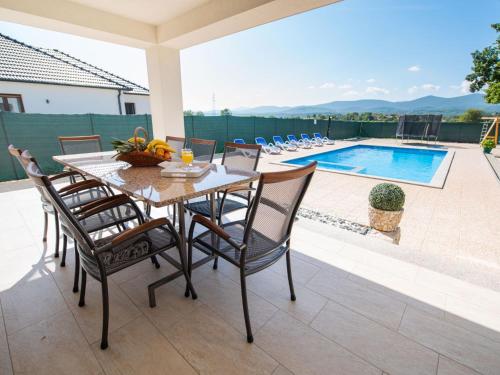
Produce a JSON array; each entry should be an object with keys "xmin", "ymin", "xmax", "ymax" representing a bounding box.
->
[
  {"xmin": 273, "ymin": 136, "xmax": 297, "ymax": 151},
  {"xmin": 313, "ymin": 132, "xmax": 335, "ymax": 145},
  {"xmin": 255, "ymin": 137, "xmax": 281, "ymax": 154},
  {"xmin": 287, "ymin": 134, "xmax": 312, "ymax": 149},
  {"xmin": 301, "ymin": 133, "xmax": 322, "ymax": 146}
]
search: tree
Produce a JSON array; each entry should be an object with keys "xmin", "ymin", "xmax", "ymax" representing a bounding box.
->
[
  {"xmin": 459, "ymin": 108, "xmax": 484, "ymax": 122},
  {"xmin": 220, "ymin": 108, "xmax": 232, "ymax": 116},
  {"xmin": 183, "ymin": 109, "xmax": 194, "ymax": 116},
  {"xmin": 195, "ymin": 111, "xmax": 205, "ymax": 116},
  {"xmin": 466, "ymin": 23, "xmax": 500, "ymax": 104}
]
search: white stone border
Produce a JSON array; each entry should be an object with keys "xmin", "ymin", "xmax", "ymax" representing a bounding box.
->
[{"xmin": 275, "ymin": 143, "xmax": 455, "ymax": 189}]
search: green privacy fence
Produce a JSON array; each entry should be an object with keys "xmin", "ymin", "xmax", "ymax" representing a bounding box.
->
[{"xmin": 0, "ymin": 112, "xmax": 483, "ymax": 182}]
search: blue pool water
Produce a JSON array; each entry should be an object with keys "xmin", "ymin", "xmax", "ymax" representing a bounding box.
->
[{"xmin": 284, "ymin": 145, "xmax": 448, "ymax": 183}]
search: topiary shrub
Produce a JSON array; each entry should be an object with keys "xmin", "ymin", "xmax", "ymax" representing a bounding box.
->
[{"xmin": 369, "ymin": 183, "xmax": 405, "ymax": 211}]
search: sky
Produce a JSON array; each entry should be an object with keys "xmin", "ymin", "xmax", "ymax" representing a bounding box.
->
[{"xmin": 0, "ymin": 0, "xmax": 499, "ymax": 111}]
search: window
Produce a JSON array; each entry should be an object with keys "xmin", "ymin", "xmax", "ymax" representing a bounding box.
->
[
  {"xmin": 124, "ymin": 102, "xmax": 136, "ymax": 115},
  {"xmin": 0, "ymin": 94, "xmax": 24, "ymax": 113}
]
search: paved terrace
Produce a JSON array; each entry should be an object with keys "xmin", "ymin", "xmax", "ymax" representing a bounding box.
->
[{"xmin": 1, "ymin": 139, "xmax": 500, "ymax": 374}]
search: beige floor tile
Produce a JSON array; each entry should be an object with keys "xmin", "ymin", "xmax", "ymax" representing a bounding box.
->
[
  {"xmin": 307, "ymin": 268, "xmax": 406, "ymax": 330},
  {"xmin": 272, "ymin": 365, "xmax": 294, "ymax": 375},
  {"xmin": 311, "ymin": 301, "xmax": 438, "ymax": 375},
  {"xmin": 269, "ymin": 255, "xmax": 321, "ymax": 285},
  {"xmin": 193, "ymin": 271, "xmax": 278, "ymax": 335},
  {"xmin": 165, "ymin": 306, "xmax": 277, "ymax": 374},
  {"xmin": 9, "ymin": 310, "xmax": 104, "ymax": 375},
  {"xmin": 92, "ymin": 315, "xmax": 196, "ymax": 375},
  {"xmin": 0, "ymin": 306, "xmax": 13, "ymax": 375},
  {"xmin": 63, "ymin": 277, "xmax": 141, "ymax": 344},
  {"xmin": 1, "ymin": 273, "xmax": 68, "ymax": 335},
  {"xmin": 256, "ymin": 310, "xmax": 381, "ymax": 375},
  {"xmin": 120, "ymin": 271, "xmax": 201, "ymax": 333},
  {"xmin": 437, "ymin": 356, "xmax": 481, "ymax": 375},
  {"xmin": 399, "ymin": 307, "xmax": 500, "ymax": 375}
]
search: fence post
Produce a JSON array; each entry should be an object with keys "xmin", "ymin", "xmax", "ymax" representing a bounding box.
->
[
  {"xmin": 89, "ymin": 113, "xmax": 95, "ymax": 134},
  {"xmin": 0, "ymin": 112, "xmax": 20, "ymax": 180}
]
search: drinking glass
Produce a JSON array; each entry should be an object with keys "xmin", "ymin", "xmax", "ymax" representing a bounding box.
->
[{"xmin": 181, "ymin": 148, "xmax": 194, "ymax": 170}]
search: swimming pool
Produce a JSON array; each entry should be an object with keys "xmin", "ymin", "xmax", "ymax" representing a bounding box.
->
[{"xmin": 282, "ymin": 145, "xmax": 453, "ymax": 187}]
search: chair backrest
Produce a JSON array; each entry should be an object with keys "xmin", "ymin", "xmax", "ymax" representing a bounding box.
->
[
  {"xmin": 24, "ymin": 160, "xmax": 95, "ymax": 255},
  {"xmin": 187, "ymin": 138, "xmax": 217, "ymax": 162},
  {"xmin": 58, "ymin": 135, "xmax": 102, "ymax": 155},
  {"xmin": 222, "ymin": 142, "xmax": 262, "ymax": 172},
  {"xmin": 255, "ymin": 137, "xmax": 267, "ymax": 146},
  {"xmin": 313, "ymin": 133, "xmax": 322, "ymax": 139},
  {"xmin": 233, "ymin": 138, "xmax": 245, "ymax": 144},
  {"xmin": 8, "ymin": 144, "xmax": 30, "ymax": 171},
  {"xmin": 165, "ymin": 136, "xmax": 186, "ymax": 158},
  {"xmin": 243, "ymin": 162, "xmax": 317, "ymax": 258},
  {"xmin": 273, "ymin": 136, "xmax": 284, "ymax": 144},
  {"xmin": 287, "ymin": 135, "xmax": 298, "ymax": 142},
  {"xmin": 301, "ymin": 133, "xmax": 311, "ymax": 140}
]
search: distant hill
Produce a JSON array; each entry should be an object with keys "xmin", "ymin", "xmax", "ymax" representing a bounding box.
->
[{"xmin": 231, "ymin": 94, "xmax": 500, "ymax": 116}]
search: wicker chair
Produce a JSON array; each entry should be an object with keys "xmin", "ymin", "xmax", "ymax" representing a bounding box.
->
[
  {"xmin": 165, "ymin": 136, "xmax": 186, "ymax": 159},
  {"xmin": 185, "ymin": 142, "xmax": 262, "ymax": 226},
  {"xmin": 8, "ymin": 145, "xmax": 111, "ymax": 259},
  {"xmin": 187, "ymin": 161, "xmax": 317, "ymax": 343},
  {"xmin": 25, "ymin": 160, "xmax": 197, "ymax": 350},
  {"xmin": 58, "ymin": 135, "xmax": 102, "ymax": 154},
  {"xmin": 187, "ymin": 138, "xmax": 217, "ymax": 162}
]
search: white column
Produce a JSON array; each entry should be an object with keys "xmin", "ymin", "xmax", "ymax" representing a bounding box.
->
[{"xmin": 145, "ymin": 45, "xmax": 184, "ymax": 139}]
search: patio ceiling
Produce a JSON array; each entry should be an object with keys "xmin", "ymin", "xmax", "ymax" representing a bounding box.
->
[{"xmin": 0, "ymin": 0, "xmax": 341, "ymax": 48}]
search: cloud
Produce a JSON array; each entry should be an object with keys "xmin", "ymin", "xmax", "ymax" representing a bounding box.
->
[
  {"xmin": 319, "ymin": 82, "xmax": 335, "ymax": 89},
  {"xmin": 338, "ymin": 84, "xmax": 352, "ymax": 89},
  {"xmin": 366, "ymin": 78, "xmax": 376, "ymax": 83},
  {"xmin": 421, "ymin": 83, "xmax": 440, "ymax": 92},
  {"xmin": 408, "ymin": 65, "xmax": 421, "ymax": 72},
  {"xmin": 343, "ymin": 90, "xmax": 359, "ymax": 97},
  {"xmin": 450, "ymin": 80, "xmax": 471, "ymax": 94},
  {"xmin": 408, "ymin": 85, "xmax": 419, "ymax": 94},
  {"xmin": 366, "ymin": 86, "xmax": 389, "ymax": 95}
]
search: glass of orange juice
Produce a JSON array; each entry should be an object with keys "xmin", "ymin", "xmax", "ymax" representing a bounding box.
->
[{"xmin": 181, "ymin": 148, "xmax": 194, "ymax": 170}]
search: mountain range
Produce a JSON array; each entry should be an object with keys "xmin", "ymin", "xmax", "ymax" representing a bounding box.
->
[{"xmin": 230, "ymin": 94, "xmax": 500, "ymax": 116}]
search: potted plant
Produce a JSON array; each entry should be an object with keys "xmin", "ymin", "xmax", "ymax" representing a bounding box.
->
[
  {"xmin": 368, "ymin": 183, "xmax": 405, "ymax": 232},
  {"xmin": 481, "ymin": 139, "xmax": 496, "ymax": 154}
]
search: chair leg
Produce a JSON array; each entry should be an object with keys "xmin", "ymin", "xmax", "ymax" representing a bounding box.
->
[
  {"xmin": 100, "ymin": 276, "xmax": 109, "ymax": 350},
  {"xmin": 240, "ymin": 269, "xmax": 253, "ymax": 343},
  {"xmin": 150, "ymin": 255, "xmax": 160, "ymax": 269},
  {"xmin": 285, "ymin": 249, "xmax": 296, "ymax": 301},
  {"xmin": 54, "ymin": 212, "xmax": 60, "ymax": 258},
  {"xmin": 60, "ymin": 234, "xmax": 67, "ymax": 267},
  {"xmin": 79, "ymin": 268, "xmax": 87, "ymax": 307},
  {"xmin": 213, "ymin": 256, "xmax": 219, "ymax": 270},
  {"xmin": 73, "ymin": 243, "xmax": 80, "ymax": 293},
  {"xmin": 42, "ymin": 212, "xmax": 48, "ymax": 242}
]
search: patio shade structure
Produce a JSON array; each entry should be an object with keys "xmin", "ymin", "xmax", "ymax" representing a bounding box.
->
[{"xmin": 0, "ymin": 0, "xmax": 340, "ymax": 139}]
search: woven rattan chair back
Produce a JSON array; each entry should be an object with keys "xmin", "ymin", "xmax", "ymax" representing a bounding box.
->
[
  {"xmin": 58, "ymin": 135, "xmax": 102, "ymax": 155},
  {"xmin": 165, "ymin": 136, "xmax": 186, "ymax": 159},
  {"xmin": 243, "ymin": 161, "xmax": 316, "ymax": 260},
  {"xmin": 187, "ymin": 138, "xmax": 216, "ymax": 162}
]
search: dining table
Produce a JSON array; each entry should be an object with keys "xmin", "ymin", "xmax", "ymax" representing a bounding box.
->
[{"xmin": 53, "ymin": 150, "xmax": 260, "ymax": 306}]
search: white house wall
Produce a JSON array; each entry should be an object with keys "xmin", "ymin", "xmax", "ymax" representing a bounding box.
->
[
  {"xmin": 122, "ymin": 93, "xmax": 150, "ymax": 114},
  {"xmin": 0, "ymin": 81, "xmax": 150, "ymax": 114}
]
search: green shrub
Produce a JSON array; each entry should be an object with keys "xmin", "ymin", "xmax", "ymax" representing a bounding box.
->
[
  {"xmin": 369, "ymin": 183, "xmax": 405, "ymax": 211},
  {"xmin": 482, "ymin": 138, "xmax": 496, "ymax": 150}
]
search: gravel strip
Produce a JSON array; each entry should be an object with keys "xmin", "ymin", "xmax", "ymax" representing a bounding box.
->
[{"xmin": 297, "ymin": 207, "xmax": 371, "ymax": 235}]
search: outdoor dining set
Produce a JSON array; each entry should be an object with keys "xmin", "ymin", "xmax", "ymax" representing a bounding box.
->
[{"xmin": 7, "ymin": 132, "xmax": 316, "ymax": 350}]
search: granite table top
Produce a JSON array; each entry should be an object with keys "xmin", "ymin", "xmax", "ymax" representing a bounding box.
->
[{"xmin": 53, "ymin": 151, "xmax": 260, "ymax": 207}]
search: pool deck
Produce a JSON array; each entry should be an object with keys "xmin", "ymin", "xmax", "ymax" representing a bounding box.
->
[{"xmin": 259, "ymin": 138, "xmax": 500, "ymax": 291}]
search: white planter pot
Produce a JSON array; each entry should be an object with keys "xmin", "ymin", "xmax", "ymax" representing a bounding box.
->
[{"xmin": 368, "ymin": 206, "xmax": 403, "ymax": 232}]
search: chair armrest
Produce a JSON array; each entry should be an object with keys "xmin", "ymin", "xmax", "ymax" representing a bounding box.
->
[
  {"xmin": 73, "ymin": 194, "xmax": 130, "ymax": 216},
  {"xmin": 49, "ymin": 170, "xmax": 86, "ymax": 182},
  {"xmin": 58, "ymin": 179, "xmax": 106, "ymax": 197},
  {"xmin": 191, "ymin": 214, "xmax": 232, "ymax": 241},
  {"xmin": 76, "ymin": 194, "xmax": 140, "ymax": 220},
  {"xmin": 108, "ymin": 218, "xmax": 171, "ymax": 248}
]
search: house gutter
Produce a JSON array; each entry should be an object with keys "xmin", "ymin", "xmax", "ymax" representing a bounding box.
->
[{"xmin": 117, "ymin": 89, "xmax": 123, "ymax": 114}]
